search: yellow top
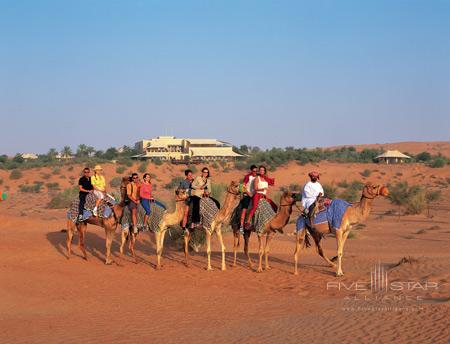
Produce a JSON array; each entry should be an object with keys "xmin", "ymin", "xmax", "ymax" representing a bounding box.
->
[{"xmin": 91, "ymin": 175, "xmax": 106, "ymax": 191}]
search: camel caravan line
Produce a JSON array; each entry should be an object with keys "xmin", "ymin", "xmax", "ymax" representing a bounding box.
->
[{"xmin": 66, "ymin": 175, "xmax": 389, "ymax": 276}]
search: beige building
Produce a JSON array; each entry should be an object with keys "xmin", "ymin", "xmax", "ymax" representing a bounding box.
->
[
  {"xmin": 374, "ymin": 150, "xmax": 412, "ymax": 164},
  {"xmin": 134, "ymin": 136, "xmax": 243, "ymax": 161}
]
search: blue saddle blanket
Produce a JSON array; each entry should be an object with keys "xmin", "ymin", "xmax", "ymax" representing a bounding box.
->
[{"xmin": 296, "ymin": 199, "xmax": 351, "ymax": 232}]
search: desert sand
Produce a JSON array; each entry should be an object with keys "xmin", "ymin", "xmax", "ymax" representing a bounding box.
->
[{"xmin": 0, "ymin": 146, "xmax": 449, "ymax": 343}]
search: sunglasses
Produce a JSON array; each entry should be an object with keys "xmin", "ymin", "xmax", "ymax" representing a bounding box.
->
[
  {"xmin": 202, "ymin": 171, "xmax": 208, "ymax": 173},
  {"xmin": 132, "ymin": 176, "xmax": 138, "ymax": 179}
]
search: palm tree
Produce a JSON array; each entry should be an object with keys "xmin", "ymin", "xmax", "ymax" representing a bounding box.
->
[
  {"xmin": 61, "ymin": 146, "xmax": 72, "ymax": 158},
  {"xmin": 47, "ymin": 148, "xmax": 58, "ymax": 161},
  {"xmin": 76, "ymin": 144, "xmax": 88, "ymax": 157}
]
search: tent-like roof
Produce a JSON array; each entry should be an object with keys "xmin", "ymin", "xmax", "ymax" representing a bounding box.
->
[
  {"xmin": 190, "ymin": 147, "xmax": 243, "ymax": 157},
  {"xmin": 375, "ymin": 150, "xmax": 411, "ymax": 159}
]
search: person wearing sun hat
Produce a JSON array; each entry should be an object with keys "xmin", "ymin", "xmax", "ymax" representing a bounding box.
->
[
  {"xmin": 91, "ymin": 164, "xmax": 106, "ymax": 216},
  {"xmin": 301, "ymin": 171, "xmax": 324, "ymax": 212}
]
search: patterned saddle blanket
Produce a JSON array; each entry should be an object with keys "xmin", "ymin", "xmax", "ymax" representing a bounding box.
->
[
  {"xmin": 296, "ymin": 199, "xmax": 351, "ymax": 232},
  {"xmin": 199, "ymin": 197, "xmax": 219, "ymax": 233},
  {"xmin": 121, "ymin": 201, "xmax": 167, "ymax": 233},
  {"xmin": 67, "ymin": 193, "xmax": 116, "ymax": 223}
]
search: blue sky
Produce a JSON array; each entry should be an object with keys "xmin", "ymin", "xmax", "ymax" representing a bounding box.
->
[{"xmin": 1, "ymin": 0, "xmax": 449, "ymax": 154}]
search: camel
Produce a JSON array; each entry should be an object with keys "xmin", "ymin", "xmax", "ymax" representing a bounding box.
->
[
  {"xmin": 66, "ymin": 177, "xmax": 128, "ymax": 265},
  {"xmin": 237, "ymin": 190, "xmax": 298, "ymax": 273},
  {"xmin": 183, "ymin": 181, "xmax": 241, "ymax": 271},
  {"xmin": 119, "ymin": 188, "xmax": 189, "ymax": 267},
  {"xmin": 293, "ymin": 182, "xmax": 389, "ymax": 276}
]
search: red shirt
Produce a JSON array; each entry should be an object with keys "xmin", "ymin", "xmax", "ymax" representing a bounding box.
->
[{"xmin": 140, "ymin": 182, "xmax": 153, "ymax": 199}]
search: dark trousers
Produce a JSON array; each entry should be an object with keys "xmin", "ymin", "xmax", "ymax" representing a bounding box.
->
[
  {"xmin": 191, "ymin": 196, "xmax": 201, "ymax": 223},
  {"xmin": 78, "ymin": 192, "xmax": 88, "ymax": 216}
]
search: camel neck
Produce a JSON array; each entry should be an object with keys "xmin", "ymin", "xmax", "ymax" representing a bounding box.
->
[{"xmin": 357, "ymin": 195, "xmax": 374, "ymax": 220}]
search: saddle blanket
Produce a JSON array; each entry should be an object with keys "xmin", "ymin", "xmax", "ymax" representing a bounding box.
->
[
  {"xmin": 200, "ymin": 197, "xmax": 219, "ymax": 233},
  {"xmin": 67, "ymin": 193, "xmax": 115, "ymax": 223},
  {"xmin": 252, "ymin": 199, "xmax": 276, "ymax": 235},
  {"xmin": 121, "ymin": 201, "xmax": 166, "ymax": 233},
  {"xmin": 296, "ymin": 199, "xmax": 351, "ymax": 232}
]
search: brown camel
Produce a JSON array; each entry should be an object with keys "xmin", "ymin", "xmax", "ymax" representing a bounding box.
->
[
  {"xmin": 66, "ymin": 177, "xmax": 128, "ymax": 265},
  {"xmin": 239, "ymin": 190, "xmax": 298, "ymax": 273},
  {"xmin": 183, "ymin": 181, "xmax": 241, "ymax": 271},
  {"xmin": 293, "ymin": 182, "xmax": 389, "ymax": 276},
  {"xmin": 119, "ymin": 188, "xmax": 189, "ymax": 267}
]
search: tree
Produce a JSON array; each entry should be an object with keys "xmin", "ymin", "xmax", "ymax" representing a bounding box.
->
[
  {"xmin": 86, "ymin": 146, "xmax": 95, "ymax": 157},
  {"xmin": 12, "ymin": 154, "xmax": 24, "ymax": 164},
  {"xmin": 61, "ymin": 146, "xmax": 72, "ymax": 158},
  {"xmin": 103, "ymin": 147, "xmax": 118, "ymax": 160},
  {"xmin": 415, "ymin": 151, "xmax": 432, "ymax": 162},
  {"xmin": 47, "ymin": 148, "xmax": 58, "ymax": 161},
  {"xmin": 76, "ymin": 144, "xmax": 89, "ymax": 157}
]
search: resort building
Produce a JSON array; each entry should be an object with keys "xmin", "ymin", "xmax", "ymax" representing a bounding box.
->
[
  {"xmin": 374, "ymin": 150, "xmax": 412, "ymax": 164},
  {"xmin": 133, "ymin": 136, "xmax": 243, "ymax": 161}
]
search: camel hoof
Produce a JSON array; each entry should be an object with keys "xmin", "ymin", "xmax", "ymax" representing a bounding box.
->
[
  {"xmin": 256, "ymin": 268, "xmax": 263, "ymax": 273},
  {"xmin": 230, "ymin": 263, "xmax": 237, "ymax": 268},
  {"xmin": 155, "ymin": 265, "xmax": 162, "ymax": 270},
  {"xmin": 294, "ymin": 271, "xmax": 299, "ymax": 276},
  {"xmin": 336, "ymin": 271, "xmax": 344, "ymax": 277},
  {"xmin": 105, "ymin": 260, "xmax": 113, "ymax": 265},
  {"xmin": 206, "ymin": 267, "xmax": 214, "ymax": 271},
  {"xmin": 265, "ymin": 266, "xmax": 271, "ymax": 271},
  {"xmin": 221, "ymin": 266, "xmax": 226, "ymax": 271}
]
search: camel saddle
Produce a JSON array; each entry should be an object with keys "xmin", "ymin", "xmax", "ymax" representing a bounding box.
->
[{"xmin": 308, "ymin": 194, "xmax": 332, "ymax": 221}]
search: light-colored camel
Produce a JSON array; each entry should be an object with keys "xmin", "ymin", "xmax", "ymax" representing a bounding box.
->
[
  {"xmin": 183, "ymin": 181, "xmax": 241, "ymax": 271},
  {"xmin": 240, "ymin": 190, "xmax": 298, "ymax": 273},
  {"xmin": 66, "ymin": 177, "xmax": 128, "ymax": 265},
  {"xmin": 119, "ymin": 188, "xmax": 189, "ymax": 267},
  {"xmin": 293, "ymin": 182, "xmax": 389, "ymax": 276}
]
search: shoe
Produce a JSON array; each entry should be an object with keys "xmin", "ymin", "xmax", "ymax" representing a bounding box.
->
[
  {"xmin": 77, "ymin": 214, "xmax": 84, "ymax": 222},
  {"xmin": 182, "ymin": 227, "xmax": 190, "ymax": 237},
  {"xmin": 133, "ymin": 226, "xmax": 138, "ymax": 234},
  {"xmin": 92, "ymin": 207, "xmax": 98, "ymax": 216},
  {"xmin": 239, "ymin": 225, "xmax": 245, "ymax": 235}
]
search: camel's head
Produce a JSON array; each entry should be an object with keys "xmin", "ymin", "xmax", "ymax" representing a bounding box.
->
[
  {"xmin": 363, "ymin": 182, "xmax": 389, "ymax": 198},
  {"xmin": 175, "ymin": 188, "xmax": 189, "ymax": 201},
  {"xmin": 280, "ymin": 189, "xmax": 298, "ymax": 205},
  {"xmin": 227, "ymin": 180, "xmax": 240, "ymax": 195}
]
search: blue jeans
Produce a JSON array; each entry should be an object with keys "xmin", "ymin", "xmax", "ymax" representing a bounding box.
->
[{"xmin": 141, "ymin": 198, "xmax": 166, "ymax": 215}]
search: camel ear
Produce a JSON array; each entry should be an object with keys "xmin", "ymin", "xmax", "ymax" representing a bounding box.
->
[{"xmin": 365, "ymin": 181, "xmax": 373, "ymax": 187}]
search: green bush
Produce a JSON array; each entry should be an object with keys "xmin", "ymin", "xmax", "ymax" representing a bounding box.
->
[
  {"xmin": 67, "ymin": 165, "xmax": 74, "ymax": 171},
  {"xmin": 337, "ymin": 180, "xmax": 349, "ymax": 188},
  {"xmin": 52, "ymin": 167, "xmax": 61, "ymax": 175},
  {"xmin": 428, "ymin": 157, "xmax": 446, "ymax": 168},
  {"xmin": 323, "ymin": 184, "xmax": 338, "ymax": 199},
  {"xmin": 212, "ymin": 161, "xmax": 219, "ymax": 169},
  {"xmin": 19, "ymin": 182, "xmax": 43, "ymax": 193},
  {"xmin": 164, "ymin": 176, "xmax": 184, "ymax": 190},
  {"xmin": 46, "ymin": 182, "xmax": 60, "ymax": 191},
  {"xmin": 116, "ymin": 166, "xmax": 126, "ymax": 174},
  {"xmin": 138, "ymin": 161, "xmax": 148, "ymax": 173},
  {"xmin": 110, "ymin": 177, "xmax": 123, "ymax": 188},
  {"xmin": 154, "ymin": 159, "xmax": 163, "ymax": 166},
  {"xmin": 211, "ymin": 183, "xmax": 227, "ymax": 203},
  {"xmin": 360, "ymin": 169, "xmax": 372, "ymax": 177},
  {"xmin": 47, "ymin": 186, "xmax": 79, "ymax": 209},
  {"xmin": 117, "ymin": 158, "xmax": 133, "ymax": 167},
  {"xmin": 388, "ymin": 182, "xmax": 437, "ymax": 216},
  {"xmin": 9, "ymin": 169, "xmax": 22, "ymax": 180}
]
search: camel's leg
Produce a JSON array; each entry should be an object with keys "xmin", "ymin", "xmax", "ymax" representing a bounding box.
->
[
  {"xmin": 78, "ymin": 223, "xmax": 88, "ymax": 260},
  {"xmin": 335, "ymin": 229, "xmax": 347, "ymax": 277},
  {"xmin": 231, "ymin": 231, "xmax": 240, "ymax": 267},
  {"xmin": 66, "ymin": 220, "xmax": 75, "ymax": 260},
  {"xmin": 184, "ymin": 230, "xmax": 190, "ymax": 267},
  {"xmin": 264, "ymin": 231, "xmax": 275, "ymax": 270},
  {"xmin": 105, "ymin": 227, "xmax": 114, "ymax": 265},
  {"xmin": 159, "ymin": 229, "xmax": 167, "ymax": 268},
  {"xmin": 216, "ymin": 224, "xmax": 226, "ymax": 271},
  {"xmin": 205, "ymin": 230, "xmax": 213, "ymax": 271},
  {"xmin": 130, "ymin": 233, "xmax": 137, "ymax": 263},
  {"xmin": 120, "ymin": 229, "xmax": 128, "ymax": 255},
  {"xmin": 294, "ymin": 230, "xmax": 306, "ymax": 275},
  {"xmin": 313, "ymin": 235, "xmax": 336, "ymax": 268},
  {"xmin": 155, "ymin": 231, "xmax": 162, "ymax": 269},
  {"xmin": 244, "ymin": 230, "xmax": 253, "ymax": 269},
  {"xmin": 257, "ymin": 235, "xmax": 264, "ymax": 273}
]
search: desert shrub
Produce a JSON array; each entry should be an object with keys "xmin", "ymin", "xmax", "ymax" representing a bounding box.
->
[
  {"xmin": 52, "ymin": 167, "xmax": 61, "ymax": 175},
  {"xmin": 360, "ymin": 169, "xmax": 372, "ymax": 177},
  {"xmin": 415, "ymin": 152, "xmax": 432, "ymax": 162},
  {"xmin": 396, "ymin": 172, "xmax": 403, "ymax": 177},
  {"xmin": 339, "ymin": 188, "xmax": 359, "ymax": 202},
  {"xmin": 9, "ymin": 169, "xmax": 22, "ymax": 180},
  {"xmin": 425, "ymin": 190, "xmax": 441, "ymax": 217},
  {"xmin": 19, "ymin": 182, "xmax": 43, "ymax": 193},
  {"xmin": 388, "ymin": 182, "xmax": 434, "ymax": 215},
  {"xmin": 138, "ymin": 161, "xmax": 148, "ymax": 173},
  {"xmin": 0, "ymin": 178, "xmax": 3, "ymax": 185},
  {"xmin": 428, "ymin": 157, "xmax": 446, "ymax": 168},
  {"xmin": 188, "ymin": 165, "xmax": 197, "ymax": 174},
  {"xmin": 164, "ymin": 176, "xmax": 184, "ymax": 190},
  {"xmin": 212, "ymin": 161, "xmax": 219, "ymax": 169},
  {"xmin": 46, "ymin": 182, "xmax": 60, "ymax": 191},
  {"xmin": 404, "ymin": 186, "xmax": 426, "ymax": 214},
  {"xmin": 110, "ymin": 177, "xmax": 123, "ymax": 188},
  {"xmin": 154, "ymin": 159, "xmax": 163, "ymax": 166},
  {"xmin": 47, "ymin": 186, "xmax": 79, "ymax": 209},
  {"xmin": 41, "ymin": 173, "xmax": 51, "ymax": 179},
  {"xmin": 117, "ymin": 158, "xmax": 133, "ymax": 167},
  {"xmin": 67, "ymin": 165, "xmax": 74, "ymax": 171},
  {"xmin": 211, "ymin": 183, "xmax": 227, "ymax": 203},
  {"xmin": 323, "ymin": 184, "xmax": 338, "ymax": 199},
  {"xmin": 223, "ymin": 167, "xmax": 230, "ymax": 173},
  {"xmin": 116, "ymin": 166, "xmax": 126, "ymax": 174},
  {"xmin": 234, "ymin": 161, "xmax": 247, "ymax": 171},
  {"xmin": 337, "ymin": 180, "xmax": 349, "ymax": 188}
]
